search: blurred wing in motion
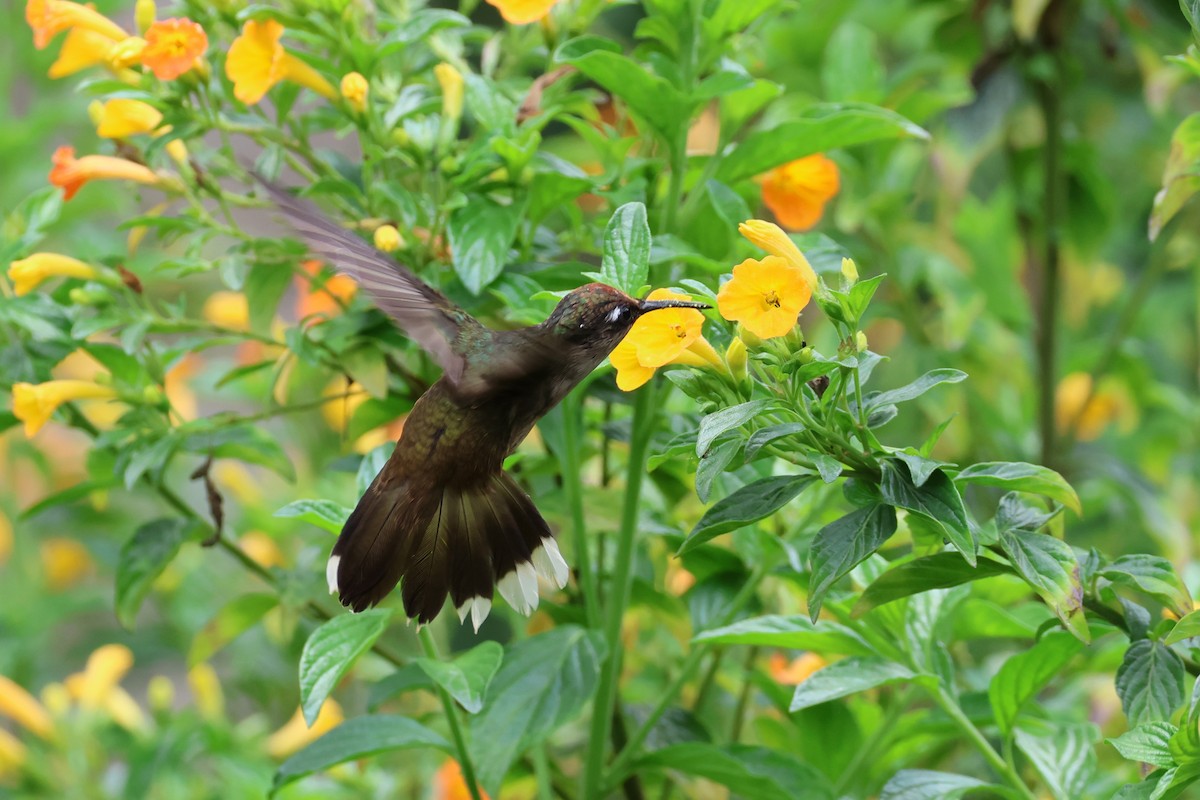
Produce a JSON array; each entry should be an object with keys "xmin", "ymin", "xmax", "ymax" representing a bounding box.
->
[{"xmin": 257, "ymin": 176, "xmax": 478, "ymax": 386}]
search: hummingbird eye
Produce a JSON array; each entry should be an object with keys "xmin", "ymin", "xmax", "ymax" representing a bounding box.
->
[{"xmin": 605, "ymin": 305, "xmax": 630, "ymax": 325}]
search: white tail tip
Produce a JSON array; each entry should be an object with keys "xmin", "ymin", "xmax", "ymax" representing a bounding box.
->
[{"xmin": 326, "ymin": 555, "xmax": 340, "ymax": 595}]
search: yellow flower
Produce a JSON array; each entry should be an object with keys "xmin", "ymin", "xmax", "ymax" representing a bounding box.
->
[
  {"xmin": 13, "ymin": 380, "xmax": 118, "ymax": 437},
  {"xmin": 188, "ymin": 663, "xmax": 224, "ymax": 720},
  {"xmin": 434, "ymin": 62, "xmax": 464, "ymax": 121},
  {"xmin": 484, "ymin": 0, "xmax": 562, "ymax": 25},
  {"xmin": 8, "ymin": 253, "xmax": 98, "ymax": 296},
  {"xmin": 140, "ymin": 17, "xmax": 206, "ymax": 80},
  {"xmin": 49, "ymin": 146, "xmax": 164, "ymax": 201},
  {"xmin": 610, "ymin": 289, "xmax": 720, "ymax": 391},
  {"xmin": 738, "ymin": 219, "xmax": 819, "ymax": 293},
  {"xmin": 1055, "ymin": 372, "xmax": 1128, "ymax": 441},
  {"xmin": 373, "ymin": 224, "xmax": 403, "ymax": 252},
  {"xmin": 135, "ymin": 0, "xmax": 155, "ymax": 34},
  {"xmin": 47, "ymin": 26, "xmax": 121, "ymax": 78},
  {"xmin": 0, "ymin": 675, "xmax": 55, "ymax": 739},
  {"xmin": 321, "ymin": 379, "xmax": 368, "ymax": 433},
  {"xmin": 0, "ymin": 728, "xmax": 27, "ymax": 780},
  {"xmin": 726, "ymin": 336, "xmax": 748, "ymax": 381},
  {"xmin": 105, "ymin": 36, "xmax": 147, "ymax": 69},
  {"xmin": 267, "ymin": 700, "xmax": 343, "ymax": 758},
  {"xmin": 26, "ymin": 0, "xmax": 127, "ymax": 50},
  {"xmin": 95, "ymin": 98, "xmax": 162, "ymax": 138},
  {"xmin": 717, "ymin": 256, "xmax": 811, "ymax": 340},
  {"xmin": 225, "ymin": 19, "xmax": 336, "ymax": 105},
  {"xmin": 66, "ymin": 644, "xmax": 133, "ymax": 709},
  {"xmin": 340, "ymin": 71, "xmax": 368, "ymax": 113},
  {"xmin": 240, "ymin": 531, "xmax": 285, "ymax": 569},
  {"xmin": 759, "ymin": 154, "xmax": 840, "ymax": 231},
  {"xmin": 201, "ymin": 290, "xmax": 249, "ymax": 331},
  {"xmin": 212, "ymin": 461, "xmax": 262, "ymax": 506}
]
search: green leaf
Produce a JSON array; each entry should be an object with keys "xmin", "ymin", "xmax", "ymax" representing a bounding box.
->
[
  {"xmin": 470, "ymin": 626, "xmax": 605, "ymax": 796},
  {"xmin": 600, "ymin": 202, "xmax": 651, "ymax": 295},
  {"xmin": 632, "ymin": 743, "xmax": 833, "ymax": 800},
  {"xmin": 790, "ymin": 657, "xmax": 920, "ymax": 711},
  {"xmin": 988, "ymin": 631, "xmax": 1083, "ymax": 737},
  {"xmin": 356, "ymin": 444, "xmax": 391, "ymax": 496},
  {"xmin": 864, "ymin": 369, "xmax": 967, "ymax": 411},
  {"xmin": 273, "ymin": 715, "xmax": 449, "ymax": 792},
  {"xmin": 854, "ymin": 553, "xmax": 1011, "ymax": 616},
  {"xmin": 716, "ymin": 103, "xmax": 928, "ymax": 183},
  {"xmin": 299, "ymin": 610, "xmax": 392, "ymax": 725},
  {"xmin": 999, "ymin": 529, "xmax": 1087, "ymax": 641},
  {"xmin": 880, "ymin": 770, "xmax": 1003, "ymax": 800},
  {"xmin": 705, "ymin": 179, "xmax": 753, "ymax": 229},
  {"xmin": 1150, "ymin": 114, "xmax": 1200, "ymax": 240},
  {"xmin": 744, "ymin": 422, "xmax": 807, "ymax": 462},
  {"xmin": 556, "ymin": 36, "xmax": 692, "ymax": 148},
  {"xmin": 696, "ymin": 400, "xmax": 776, "ymax": 456},
  {"xmin": 955, "ymin": 461, "xmax": 1081, "ymax": 515},
  {"xmin": 368, "ymin": 664, "xmax": 434, "ymax": 709},
  {"xmin": 693, "ymin": 614, "xmax": 876, "ymax": 657},
  {"xmin": 1109, "ymin": 723, "xmax": 1179, "ymax": 769},
  {"xmin": 822, "ymin": 21, "xmax": 885, "ymax": 103},
  {"xmin": 880, "ymin": 461, "xmax": 974, "ymax": 565},
  {"xmin": 115, "ymin": 518, "xmax": 193, "ymax": 629},
  {"xmin": 808, "ymin": 504, "xmax": 898, "ymax": 620},
  {"xmin": 1166, "ymin": 610, "xmax": 1200, "ymax": 645},
  {"xmin": 244, "ymin": 259, "xmax": 294, "ymax": 332},
  {"xmin": 1102, "ymin": 556, "xmax": 1194, "ymax": 617},
  {"xmin": 892, "ymin": 451, "xmax": 951, "ymax": 489},
  {"xmin": 695, "ymin": 438, "xmax": 741, "ymax": 504},
  {"xmin": 448, "ymin": 198, "xmax": 521, "ymax": 294},
  {"xmin": 415, "ymin": 641, "xmax": 503, "ymax": 714},
  {"xmin": 189, "ymin": 593, "xmax": 279, "ymax": 666},
  {"xmin": 275, "ymin": 499, "xmax": 353, "ymax": 534},
  {"xmin": 1116, "ymin": 640, "xmax": 1186, "ymax": 727},
  {"xmin": 179, "ymin": 424, "xmax": 295, "ymax": 482},
  {"xmin": 680, "ymin": 475, "xmax": 816, "ymax": 554},
  {"xmin": 1014, "ymin": 720, "xmax": 1099, "ymax": 800}
]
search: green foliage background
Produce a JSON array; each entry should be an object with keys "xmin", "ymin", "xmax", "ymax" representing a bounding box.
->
[{"xmin": 1, "ymin": 0, "xmax": 1199, "ymax": 798}]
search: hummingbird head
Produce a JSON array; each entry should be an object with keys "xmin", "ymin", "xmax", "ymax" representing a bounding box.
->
[{"xmin": 544, "ymin": 283, "xmax": 710, "ymax": 361}]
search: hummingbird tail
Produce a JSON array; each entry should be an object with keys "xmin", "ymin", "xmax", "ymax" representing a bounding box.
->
[{"xmin": 328, "ymin": 471, "xmax": 568, "ymax": 629}]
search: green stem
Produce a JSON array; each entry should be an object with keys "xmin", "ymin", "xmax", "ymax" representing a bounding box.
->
[
  {"xmin": 419, "ymin": 628, "xmax": 484, "ymax": 800},
  {"xmin": 532, "ymin": 746, "xmax": 554, "ymax": 800},
  {"xmin": 930, "ymin": 685, "xmax": 1036, "ymax": 800},
  {"xmin": 582, "ymin": 383, "xmax": 658, "ymax": 799},
  {"xmin": 728, "ymin": 645, "xmax": 760, "ymax": 744},
  {"xmin": 832, "ymin": 686, "xmax": 914, "ymax": 795},
  {"xmin": 561, "ymin": 391, "xmax": 601, "ymax": 629}
]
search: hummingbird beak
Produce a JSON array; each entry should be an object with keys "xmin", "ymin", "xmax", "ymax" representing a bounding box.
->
[{"xmin": 639, "ymin": 298, "xmax": 711, "ymax": 313}]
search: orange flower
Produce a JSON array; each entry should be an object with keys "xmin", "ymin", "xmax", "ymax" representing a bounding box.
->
[
  {"xmin": 435, "ymin": 758, "xmax": 490, "ymax": 800},
  {"xmin": 611, "ymin": 289, "xmax": 721, "ymax": 391},
  {"xmin": 484, "ymin": 0, "xmax": 562, "ymax": 25},
  {"xmin": 225, "ymin": 19, "xmax": 336, "ymax": 105},
  {"xmin": 296, "ymin": 260, "xmax": 357, "ymax": 324},
  {"xmin": 49, "ymin": 146, "xmax": 163, "ymax": 201},
  {"xmin": 26, "ymin": 0, "xmax": 126, "ymax": 50},
  {"xmin": 759, "ymin": 154, "xmax": 840, "ymax": 231},
  {"xmin": 769, "ymin": 652, "xmax": 827, "ymax": 685},
  {"xmin": 717, "ymin": 256, "xmax": 811, "ymax": 340},
  {"xmin": 140, "ymin": 17, "xmax": 207, "ymax": 80}
]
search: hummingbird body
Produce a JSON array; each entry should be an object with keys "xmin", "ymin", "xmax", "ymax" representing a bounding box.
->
[{"xmin": 260, "ymin": 179, "xmax": 708, "ymax": 628}]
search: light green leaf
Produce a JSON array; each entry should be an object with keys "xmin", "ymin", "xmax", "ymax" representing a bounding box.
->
[
  {"xmin": 299, "ymin": 610, "xmax": 392, "ymax": 725},
  {"xmin": 693, "ymin": 614, "xmax": 876, "ymax": 657},
  {"xmin": 448, "ymin": 198, "xmax": 521, "ymax": 294},
  {"xmin": 808, "ymin": 504, "xmax": 898, "ymax": 620},
  {"xmin": 744, "ymin": 422, "xmax": 807, "ymax": 462},
  {"xmin": 822, "ymin": 21, "xmax": 885, "ymax": 103},
  {"xmin": 999, "ymin": 529, "xmax": 1087, "ymax": 641},
  {"xmin": 705, "ymin": 179, "xmax": 752, "ymax": 228},
  {"xmin": 956, "ymin": 461, "xmax": 1081, "ymax": 515},
  {"xmin": 880, "ymin": 461, "xmax": 974, "ymax": 565},
  {"xmin": 115, "ymin": 518, "xmax": 194, "ymax": 629},
  {"xmin": 1116, "ymin": 640, "xmax": 1186, "ymax": 727},
  {"xmin": 1167, "ymin": 610, "xmax": 1200, "ymax": 645},
  {"xmin": 1150, "ymin": 114, "xmax": 1200, "ymax": 240},
  {"xmin": 854, "ymin": 554, "xmax": 1012, "ymax": 616},
  {"xmin": 273, "ymin": 715, "xmax": 449, "ymax": 792},
  {"xmin": 1102, "ymin": 555, "xmax": 1194, "ymax": 617},
  {"xmin": 790, "ymin": 657, "xmax": 920, "ymax": 711},
  {"xmin": 1109, "ymin": 722, "xmax": 1179, "ymax": 769},
  {"xmin": 179, "ymin": 424, "xmax": 296, "ymax": 482},
  {"xmin": 697, "ymin": 400, "xmax": 776, "ymax": 456},
  {"xmin": 600, "ymin": 202, "xmax": 651, "ymax": 295},
  {"xmin": 189, "ymin": 593, "xmax": 279, "ymax": 666},
  {"xmin": 416, "ymin": 641, "xmax": 503, "ymax": 714},
  {"xmin": 680, "ymin": 475, "xmax": 816, "ymax": 554},
  {"xmin": 1014, "ymin": 720, "xmax": 1099, "ymax": 800},
  {"xmin": 470, "ymin": 626, "xmax": 605, "ymax": 796},
  {"xmin": 880, "ymin": 770, "xmax": 1006, "ymax": 800},
  {"xmin": 632, "ymin": 743, "xmax": 833, "ymax": 800},
  {"xmin": 275, "ymin": 499, "xmax": 353, "ymax": 534},
  {"xmin": 989, "ymin": 630, "xmax": 1083, "ymax": 736},
  {"xmin": 865, "ymin": 369, "xmax": 967, "ymax": 411}
]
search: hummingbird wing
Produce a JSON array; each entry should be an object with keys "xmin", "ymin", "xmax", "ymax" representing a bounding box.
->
[{"xmin": 258, "ymin": 178, "xmax": 479, "ymax": 388}]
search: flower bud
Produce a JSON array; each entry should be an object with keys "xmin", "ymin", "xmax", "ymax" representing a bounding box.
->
[
  {"xmin": 147, "ymin": 675, "xmax": 174, "ymax": 713},
  {"xmin": 725, "ymin": 337, "xmax": 748, "ymax": 382},
  {"xmin": 434, "ymin": 62, "xmax": 464, "ymax": 121},
  {"xmin": 855, "ymin": 330, "xmax": 868, "ymax": 352},
  {"xmin": 340, "ymin": 71, "xmax": 368, "ymax": 113},
  {"xmin": 841, "ymin": 256, "xmax": 858, "ymax": 285},
  {"xmin": 135, "ymin": 0, "xmax": 156, "ymax": 34},
  {"xmin": 736, "ymin": 325, "xmax": 763, "ymax": 349},
  {"xmin": 68, "ymin": 287, "xmax": 111, "ymax": 306},
  {"xmin": 373, "ymin": 224, "xmax": 403, "ymax": 252},
  {"xmin": 796, "ymin": 346, "xmax": 815, "ymax": 364}
]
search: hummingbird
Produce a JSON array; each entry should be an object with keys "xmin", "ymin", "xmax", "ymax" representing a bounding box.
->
[{"xmin": 259, "ymin": 180, "xmax": 710, "ymax": 629}]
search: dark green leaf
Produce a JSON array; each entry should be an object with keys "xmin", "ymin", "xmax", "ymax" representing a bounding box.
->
[
  {"xmin": 956, "ymin": 462, "xmax": 1081, "ymax": 515},
  {"xmin": 368, "ymin": 664, "xmax": 434, "ymax": 709},
  {"xmin": 865, "ymin": 369, "xmax": 967, "ymax": 411},
  {"xmin": 879, "ymin": 770, "xmax": 1004, "ymax": 800},
  {"xmin": 179, "ymin": 424, "xmax": 295, "ymax": 481},
  {"xmin": 893, "ymin": 451, "xmax": 951, "ymax": 488},
  {"xmin": 275, "ymin": 499, "xmax": 352, "ymax": 534},
  {"xmin": 696, "ymin": 400, "xmax": 776, "ymax": 456},
  {"xmin": 1116, "ymin": 640, "xmax": 1186, "ymax": 727},
  {"xmin": 600, "ymin": 202, "xmax": 651, "ymax": 295},
  {"xmin": 988, "ymin": 631, "xmax": 1083, "ymax": 736},
  {"xmin": 808, "ymin": 504, "xmax": 898, "ymax": 620},
  {"xmin": 244, "ymin": 259, "xmax": 294, "ymax": 332},
  {"xmin": 680, "ymin": 475, "xmax": 816, "ymax": 554},
  {"xmin": 189, "ymin": 593, "xmax": 279, "ymax": 666},
  {"xmin": 273, "ymin": 715, "xmax": 449, "ymax": 792},
  {"xmin": 1014, "ymin": 720, "xmax": 1098, "ymax": 800},
  {"xmin": 693, "ymin": 614, "xmax": 875, "ymax": 657},
  {"xmin": 790, "ymin": 657, "xmax": 921, "ymax": 711},
  {"xmin": 299, "ymin": 610, "xmax": 392, "ymax": 725},
  {"xmin": 1109, "ymin": 723, "xmax": 1179, "ymax": 769},
  {"xmin": 115, "ymin": 518, "xmax": 193, "ymax": 629},
  {"xmin": 744, "ymin": 423, "xmax": 807, "ymax": 462},
  {"xmin": 470, "ymin": 626, "xmax": 605, "ymax": 795},
  {"xmin": 632, "ymin": 743, "xmax": 833, "ymax": 800},
  {"xmin": 880, "ymin": 461, "xmax": 974, "ymax": 565},
  {"xmin": 415, "ymin": 641, "xmax": 503, "ymax": 714},
  {"xmin": 1102, "ymin": 556, "xmax": 1194, "ymax": 617},
  {"xmin": 999, "ymin": 529, "xmax": 1086, "ymax": 641},
  {"xmin": 695, "ymin": 439, "xmax": 741, "ymax": 504},
  {"xmin": 448, "ymin": 198, "xmax": 521, "ymax": 294},
  {"xmin": 705, "ymin": 180, "xmax": 752, "ymax": 229},
  {"xmin": 854, "ymin": 554, "xmax": 1011, "ymax": 616}
]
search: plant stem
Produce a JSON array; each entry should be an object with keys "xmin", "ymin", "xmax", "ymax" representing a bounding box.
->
[
  {"xmin": 419, "ymin": 628, "xmax": 484, "ymax": 800},
  {"xmin": 930, "ymin": 685, "xmax": 1036, "ymax": 800},
  {"xmin": 831, "ymin": 685, "xmax": 914, "ymax": 795},
  {"xmin": 1035, "ymin": 66, "xmax": 1064, "ymax": 469},
  {"xmin": 582, "ymin": 383, "xmax": 658, "ymax": 799},
  {"xmin": 561, "ymin": 391, "xmax": 601, "ymax": 629},
  {"xmin": 728, "ymin": 645, "xmax": 760, "ymax": 743}
]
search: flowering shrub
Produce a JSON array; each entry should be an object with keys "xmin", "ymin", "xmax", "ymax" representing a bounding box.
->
[{"xmin": 2, "ymin": 1, "xmax": 1200, "ymax": 798}]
